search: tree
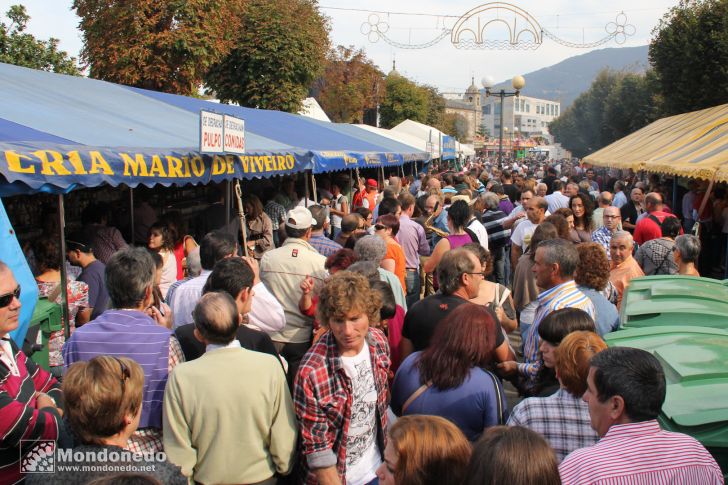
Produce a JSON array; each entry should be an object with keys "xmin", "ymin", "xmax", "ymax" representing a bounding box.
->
[
  {"xmin": 549, "ymin": 69, "xmax": 661, "ymax": 158},
  {"xmin": 0, "ymin": 5, "xmax": 80, "ymax": 75},
  {"xmin": 650, "ymin": 0, "xmax": 728, "ymax": 115},
  {"xmin": 422, "ymin": 85, "xmax": 446, "ymax": 130},
  {"xmin": 441, "ymin": 112, "xmax": 469, "ymax": 141},
  {"xmin": 314, "ymin": 45, "xmax": 384, "ymax": 123},
  {"xmin": 73, "ymin": 0, "xmax": 242, "ymax": 95},
  {"xmin": 379, "ymin": 73, "xmax": 429, "ymax": 128},
  {"xmin": 205, "ymin": 0, "xmax": 330, "ymax": 112}
]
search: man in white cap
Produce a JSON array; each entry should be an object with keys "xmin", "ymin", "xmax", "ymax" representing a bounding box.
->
[{"xmin": 261, "ymin": 206, "xmax": 328, "ymax": 387}]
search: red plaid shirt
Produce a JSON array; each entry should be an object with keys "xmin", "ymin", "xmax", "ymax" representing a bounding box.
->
[{"xmin": 293, "ymin": 329, "xmax": 390, "ymax": 484}]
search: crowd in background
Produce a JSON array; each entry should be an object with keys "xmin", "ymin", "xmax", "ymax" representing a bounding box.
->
[{"xmin": 0, "ymin": 155, "xmax": 724, "ymax": 484}]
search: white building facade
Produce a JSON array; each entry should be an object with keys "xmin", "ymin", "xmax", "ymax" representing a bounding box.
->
[{"xmin": 481, "ymin": 94, "xmax": 560, "ymax": 139}]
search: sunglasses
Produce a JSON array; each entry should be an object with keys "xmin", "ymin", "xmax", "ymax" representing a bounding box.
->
[
  {"xmin": 374, "ymin": 224, "xmax": 387, "ymax": 231},
  {"xmin": 113, "ymin": 356, "xmax": 131, "ymax": 396},
  {"xmin": 0, "ymin": 285, "xmax": 20, "ymax": 308}
]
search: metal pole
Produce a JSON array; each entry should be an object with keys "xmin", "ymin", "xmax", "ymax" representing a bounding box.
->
[
  {"xmin": 672, "ymin": 177, "xmax": 679, "ymax": 215},
  {"xmin": 129, "ymin": 187, "xmax": 135, "ymax": 245},
  {"xmin": 311, "ymin": 172, "xmax": 318, "ymax": 204},
  {"xmin": 225, "ymin": 180, "xmax": 232, "ymax": 227},
  {"xmin": 348, "ymin": 169, "xmax": 354, "ymax": 206},
  {"xmin": 58, "ymin": 195, "xmax": 70, "ymax": 338},
  {"xmin": 304, "ymin": 172, "xmax": 310, "ymax": 208},
  {"xmin": 498, "ymin": 91, "xmax": 505, "ymax": 166}
]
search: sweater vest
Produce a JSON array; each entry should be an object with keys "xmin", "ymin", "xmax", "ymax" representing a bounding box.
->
[{"xmin": 63, "ymin": 310, "xmax": 172, "ymax": 429}]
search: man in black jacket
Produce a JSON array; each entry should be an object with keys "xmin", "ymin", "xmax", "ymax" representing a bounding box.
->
[{"xmin": 174, "ymin": 257, "xmax": 280, "ymax": 364}]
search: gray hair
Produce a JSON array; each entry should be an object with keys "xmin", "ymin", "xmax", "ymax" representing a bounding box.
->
[
  {"xmin": 354, "ymin": 235, "xmax": 387, "ymax": 263},
  {"xmin": 674, "ymin": 234, "xmax": 701, "ymax": 263},
  {"xmin": 309, "ymin": 204, "xmax": 327, "ymax": 230},
  {"xmin": 105, "ymin": 247, "xmax": 156, "ymax": 309},
  {"xmin": 537, "ymin": 239, "xmax": 579, "ymax": 278},
  {"xmin": 612, "ymin": 230, "xmax": 633, "ymax": 245},
  {"xmin": 346, "ymin": 260, "xmax": 380, "ymax": 280},
  {"xmin": 193, "ymin": 292, "xmax": 240, "ymax": 345},
  {"xmin": 482, "ymin": 192, "xmax": 500, "ymax": 210},
  {"xmin": 437, "ymin": 248, "xmax": 477, "ymax": 295}
]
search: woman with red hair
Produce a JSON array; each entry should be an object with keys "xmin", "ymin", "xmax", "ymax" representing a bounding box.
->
[{"xmin": 391, "ymin": 303, "xmax": 507, "ymax": 441}]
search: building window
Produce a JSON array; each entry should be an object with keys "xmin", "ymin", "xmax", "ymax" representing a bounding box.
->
[
  {"xmin": 483, "ymin": 105, "xmax": 491, "ymax": 114},
  {"xmin": 526, "ymin": 104, "xmax": 530, "ymax": 113},
  {"xmin": 495, "ymin": 104, "xmax": 501, "ymax": 115}
]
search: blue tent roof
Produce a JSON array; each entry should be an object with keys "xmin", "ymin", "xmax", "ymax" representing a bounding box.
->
[
  {"xmin": 128, "ymin": 87, "xmax": 429, "ymax": 173},
  {"xmin": 0, "ymin": 62, "xmax": 428, "ymax": 195}
]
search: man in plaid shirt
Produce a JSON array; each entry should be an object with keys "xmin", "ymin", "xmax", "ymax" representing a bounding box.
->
[{"xmin": 294, "ymin": 272, "xmax": 390, "ymax": 485}]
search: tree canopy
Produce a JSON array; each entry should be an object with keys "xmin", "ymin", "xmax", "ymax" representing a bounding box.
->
[
  {"xmin": 0, "ymin": 5, "xmax": 80, "ymax": 75},
  {"xmin": 205, "ymin": 0, "xmax": 329, "ymax": 112},
  {"xmin": 649, "ymin": 0, "xmax": 728, "ymax": 115},
  {"xmin": 549, "ymin": 69, "xmax": 660, "ymax": 158},
  {"xmin": 314, "ymin": 45, "xmax": 384, "ymax": 123},
  {"xmin": 73, "ymin": 0, "xmax": 242, "ymax": 95}
]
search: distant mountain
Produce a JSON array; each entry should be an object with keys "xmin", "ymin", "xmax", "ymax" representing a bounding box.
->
[{"xmin": 492, "ymin": 45, "xmax": 649, "ymax": 108}]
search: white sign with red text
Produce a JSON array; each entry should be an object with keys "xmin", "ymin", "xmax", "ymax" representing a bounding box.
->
[
  {"xmin": 200, "ymin": 111, "xmax": 224, "ymax": 154},
  {"xmin": 223, "ymin": 115, "xmax": 245, "ymax": 154}
]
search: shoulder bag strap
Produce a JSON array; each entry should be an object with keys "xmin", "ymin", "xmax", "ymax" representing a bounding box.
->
[
  {"xmin": 401, "ymin": 382, "xmax": 431, "ymax": 414},
  {"xmin": 485, "ymin": 370, "xmax": 505, "ymax": 425},
  {"xmin": 497, "ymin": 285, "xmax": 510, "ymax": 307}
]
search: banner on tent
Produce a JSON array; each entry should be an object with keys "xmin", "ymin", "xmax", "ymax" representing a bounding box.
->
[
  {"xmin": 313, "ymin": 150, "xmax": 430, "ymax": 173},
  {"xmin": 442, "ymin": 136, "xmax": 456, "ymax": 161},
  {"xmin": 0, "ymin": 142, "xmax": 313, "ymax": 190}
]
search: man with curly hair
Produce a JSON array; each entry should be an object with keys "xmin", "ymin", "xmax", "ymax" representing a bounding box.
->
[{"xmin": 293, "ymin": 271, "xmax": 389, "ymax": 485}]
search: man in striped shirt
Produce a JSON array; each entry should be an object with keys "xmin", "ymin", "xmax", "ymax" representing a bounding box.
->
[
  {"xmin": 498, "ymin": 239, "xmax": 595, "ymax": 393},
  {"xmin": 560, "ymin": 347, "xmax": 722, "ymax": 485}
]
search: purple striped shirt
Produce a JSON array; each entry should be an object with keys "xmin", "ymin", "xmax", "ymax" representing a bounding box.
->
[
  {"xmin": 560, "ymin": 420, "xmax": 723, "ymax": 485},
  {"xmin": 396, "ymin": 215, "xmax": 430, "ymax": 269}
]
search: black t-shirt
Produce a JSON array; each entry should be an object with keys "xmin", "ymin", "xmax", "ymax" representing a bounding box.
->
[
  {"xmin": 621, "ymin": 201, "xmax": 641, "ymax": 232},
  {"xmin": 402, "ymin": 294, "xmax": 505, "ymax": 352},
  {"xmin": 175, "ymin": 323, "xmax": 280, "ymax": 363},
  {"xmin": 542, "ymin": 175, "xmax": 557, "ymax": 194},
  {"xmin": 78, "ymin": 260, "xmax": 109, "ymax": 320},
  {"xmin": 502, "ymin": 183, "xmax": 520, "ymax": 204}
]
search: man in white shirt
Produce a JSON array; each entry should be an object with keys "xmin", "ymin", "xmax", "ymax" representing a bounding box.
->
[
  {"xmin": 545, "ymin": 180, "xmax": 570, "ymax": 213},
  {"xmin": 510, "ymin": 196, "xmax": 548, "ymax": 269},
  {"xmin": 170, "ymin": 230, "xmax": 285, "ymax": 333}
]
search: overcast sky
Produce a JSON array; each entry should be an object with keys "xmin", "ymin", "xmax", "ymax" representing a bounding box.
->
[{"xmin": 2, "ymin": 0, "xmax": 678, "ymax": 94}]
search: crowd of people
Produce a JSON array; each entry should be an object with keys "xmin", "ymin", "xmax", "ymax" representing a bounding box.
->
[{"xmin": 0, "ymin": 157, "xmax": 725, "ymax": 484}]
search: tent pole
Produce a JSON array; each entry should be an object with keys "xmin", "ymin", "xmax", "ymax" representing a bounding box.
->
[
  {"xmin": 348, "ymin": 169, "xmax": 354, "ymax": 206},
  {"xmin": 672, "ymin": 177, "xmax": 678, "ymax": 215},
  {"xmin": 304, "ymin": 172, "xmax": 310, "ymax": 208},
  {"xmin": 311, "ymin": 173, "xmax": 318, "ymax": 204},
  {"xmin": 129, "ymin": 187, "xmax": 135, "ymax": 245},
  {"xmin": 225, "ymin": 180, "xmax": 232, "ymax": 227},
  {"xmin": 58, "ymin": 195, "xmax": 70, "ymax": 339}
]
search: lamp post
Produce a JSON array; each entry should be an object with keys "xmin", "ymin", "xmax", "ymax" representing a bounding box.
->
[{"xmin": 482, "ymin": 75, "xmax": 525, "ymax": 166}]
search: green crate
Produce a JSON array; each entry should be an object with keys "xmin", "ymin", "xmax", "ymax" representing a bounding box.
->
[
  {"xmin": 605, "ymin": 326, "xmax": 728, "ymax": 476},
  {"xmin": 619, "ymin": 276, "xmax": 728, "ymax": 330},
  {"xmin": 23, "ymin": 298, "xmax": 63, "ymax": 371}
]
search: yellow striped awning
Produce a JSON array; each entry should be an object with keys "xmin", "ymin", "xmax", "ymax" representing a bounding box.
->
[{"xmin": 584, "ymin": 103, "xmax": 728, "ymax": 182}]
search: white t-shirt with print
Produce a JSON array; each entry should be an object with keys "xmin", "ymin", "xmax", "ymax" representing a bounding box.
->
[{"xmin": 341, "ymin": 344, "xmax": 381, "ymax": 485}]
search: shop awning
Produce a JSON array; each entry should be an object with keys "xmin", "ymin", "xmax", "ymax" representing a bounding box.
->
[
  {"xmin": 128, "ymin": 87, "xmax": 429, "ymax": 173},
  {"xmin": 584, "ymin": 103, "xmax": 728, "ymax": 182},
  {"xmin": 0, "ymin": 62, "xmax": 428, "ymax": 195}
]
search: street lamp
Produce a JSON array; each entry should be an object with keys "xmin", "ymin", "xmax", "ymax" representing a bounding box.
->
[{"xmin": 482, "ymin": 75, "xmax": 525, "ymax": 166}]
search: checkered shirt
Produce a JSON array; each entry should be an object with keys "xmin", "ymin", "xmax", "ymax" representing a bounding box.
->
[
  {"xmin": 309, "ymin": 234, "xmax": 343, "ymax": 258},
  {"xmin": 293, "ymin": 329, "xmax": 390, "ymax": 484},
  {"xmin": 591, "ymin": 226, "xmax": 613, "ymax": 260},
  {"xmin": 507, "ymin": 388, "xmax": 598, "ymax": 462}
]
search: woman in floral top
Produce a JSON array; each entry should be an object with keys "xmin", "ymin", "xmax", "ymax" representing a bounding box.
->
[{"xmin": 33, "ymin": 238, "xmax": 90, "ymax": 374}]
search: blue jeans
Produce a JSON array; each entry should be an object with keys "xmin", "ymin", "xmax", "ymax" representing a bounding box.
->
[
  {"xmin": 490, "ymin": 245, "xmax": 506, "ymax": 285},
  {"xmin": 405, "ymin": 269, "xmax": 421, "ymax": 309}
]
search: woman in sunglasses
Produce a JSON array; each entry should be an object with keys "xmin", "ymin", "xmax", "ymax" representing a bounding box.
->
[
  {"xmin": 27, "ymin": 356, "xmax": 185, "ymax": 484},
  {"xmin": 374, "ymin": 214, "xmax": 407, "ymax": 295}
]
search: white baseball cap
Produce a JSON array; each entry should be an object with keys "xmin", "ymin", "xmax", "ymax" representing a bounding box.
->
[{"xmin": 285, "ymin": 206, "xmax": 315, "ymax": 230}]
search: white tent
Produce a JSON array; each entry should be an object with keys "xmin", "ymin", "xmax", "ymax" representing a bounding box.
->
[
  {"xmin": 352, "ymin": 124, "xmax": 429, "ymax": 154},
  {"xmin": 458, "ymin": 143, "xmax": 476, "ymax": 157},
  {"xmin": 391, "ymin": 119, "xmax": 444, "ymax": 159},
  {"xmin": 298, "ymin": 97, "xmax": 331, "ymax": 122}
]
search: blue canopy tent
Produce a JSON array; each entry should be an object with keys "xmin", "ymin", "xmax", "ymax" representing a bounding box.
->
[{"xmin": 128, "ymin": 86, "xmax": 430, "ymax": 173}]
